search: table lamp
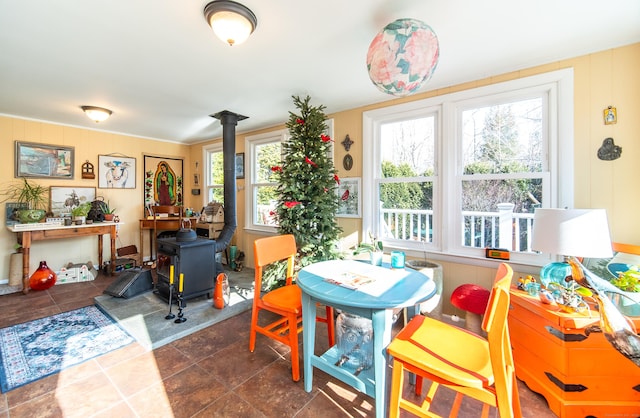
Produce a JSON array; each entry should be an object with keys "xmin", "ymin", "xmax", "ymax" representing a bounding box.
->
[{"xmin": 531, "ymin": 208, "xmax": 613, "ymax": 286}]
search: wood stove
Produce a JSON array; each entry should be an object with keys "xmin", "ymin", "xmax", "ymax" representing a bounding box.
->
[{"xmin": 156, "ymin": 237, "xmax": 217, "ymax": 303}]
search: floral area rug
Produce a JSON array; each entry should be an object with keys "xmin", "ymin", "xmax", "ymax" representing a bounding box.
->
[{"xmin": 0, "ymin": 305, "xmax": 134, "ymax": 392}]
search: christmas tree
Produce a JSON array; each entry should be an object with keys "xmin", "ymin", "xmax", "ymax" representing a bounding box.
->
[{"xmin": 272, "ymin": 95, "xmax": 342, "ymax": 269}]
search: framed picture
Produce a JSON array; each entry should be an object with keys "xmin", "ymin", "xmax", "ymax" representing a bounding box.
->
[
  {"xmin": 49, "ymin": 186, "xmax": 96, "ymax": 217},
  {"xmin": 235, "ymin": 153, "xmax": 245, "ymax": 179},
  {"xmin": 5, "ymin": 202, "xmax": 27, "ymax": 226},
  {"xmin": 15, "ymin": 141, "xmax": 74, "ymax": 179},
  {"xmin": 336, "ymin": 177, "xmax": 361, "ymax": 218},
  {"xmin": 98, "ymin": 155, "xmax": 136, "ymax": 189},
  {"xmin": 143, "ymin": 155, "xmax": 184, "ymax": 208}
]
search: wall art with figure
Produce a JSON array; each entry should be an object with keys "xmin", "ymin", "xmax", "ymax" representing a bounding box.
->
[{"xmin": 143, "ymin": 155, "xmax": 183, "ymax": 212}]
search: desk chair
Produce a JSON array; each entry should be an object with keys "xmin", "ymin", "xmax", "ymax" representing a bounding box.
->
[
  {"xmin": 250, "ymin": 234, "xmax": 335, "ymax": 381},
  {"xmin": 387, "ymin": 263, "xmax": 521, "ymax": 418},
  {"xmin": 151, "ymin": 205, "xmax": 182, "ymax": 259}
]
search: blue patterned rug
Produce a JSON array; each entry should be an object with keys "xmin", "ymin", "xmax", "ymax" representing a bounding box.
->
[{"xmin": 0, "ymin": 305, "xmax": 135, "ymax": 393}]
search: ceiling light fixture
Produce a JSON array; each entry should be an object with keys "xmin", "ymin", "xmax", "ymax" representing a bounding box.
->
[
  {"xmin": 204, "ymin": 0, "xmax": 257, "ymax": 47},
  {"xmin": 81, "ymin": 106, "xmax": 112, "ymax": 123}
]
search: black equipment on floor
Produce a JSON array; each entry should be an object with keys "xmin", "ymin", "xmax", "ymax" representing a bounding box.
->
[{"xmin": 103, "ymin": 268, "xmax": 153, "ymax": 299}]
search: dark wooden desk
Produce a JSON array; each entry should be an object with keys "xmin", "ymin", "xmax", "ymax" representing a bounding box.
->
[
  {"xmin": 8, "ymin": 222, "xmax": 119, "ymax": 294},
  {"xmin": 139, "ymin": 217, "xmax": 197, "ymax": 261}
]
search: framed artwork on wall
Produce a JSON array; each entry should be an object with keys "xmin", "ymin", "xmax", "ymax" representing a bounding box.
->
[
  {"xmin": 235, "ymin": 153, "xmax": 245, "ymax": 179},
  {"xmin": 98, "ymin": 154, "xmax": 136, "ymax": 189},
  {"xmin": 336, "ymin": 177, "xmax": 361, "ymax": 218},
  {"xmin": 15, "ymin": 141, "xmax": 74, "ymax": 179},
  {"xmin": 49, "ymin": 186, "xmax": 96, "ymax": 217},
  {"xmin": 143, "ymin": 155, "xmax": 184, "ymax": 210}
]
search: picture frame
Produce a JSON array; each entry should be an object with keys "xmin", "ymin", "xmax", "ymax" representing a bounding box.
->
[
  {"xmin": 235, "ymin": 153, "xmax": 245, "ymax": 179},
  {"xmin": 49, "ymin": 186, "xmax": 96, "ymax": 217},
  {"xmin": 143, "ymin": 155, "xmax": 184, "ymax": 208},
  {"xmin": 98, "ymin": 154, "xmax": 136, "ymax": 189},
  {"xmin": 336, "ymin": 177, "xmax": 361, "ymax": 218},
  {"xmin": 603, "ymin": 106, "xmax": 617, "ymax": 125},
  {"xmin": 15, "ymin": 141, "xmax": 74, "ymax": 179},
  {"xmin": 5, "ymin": 202, "xmax": 28, "ymax": 226}
]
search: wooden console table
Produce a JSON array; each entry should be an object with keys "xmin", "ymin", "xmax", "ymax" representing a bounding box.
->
[
  {"xmin": 8, "ymin": 222, "xmax": 119, "ymax": 294},
  {"xmin": 508, "ymin": 288, "xmax": 640, "ymax": 417}
]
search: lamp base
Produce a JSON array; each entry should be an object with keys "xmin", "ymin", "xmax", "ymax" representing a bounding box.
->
[{"xmin": 539, "ymin": 262, "xmax": 572, "ymax": 288}]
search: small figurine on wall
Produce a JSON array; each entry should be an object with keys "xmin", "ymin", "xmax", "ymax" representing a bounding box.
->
[
  {"xmin": 603, "ymin": 106, "xmax": 617, "ymax": 125},
  {"xmin": 597, "ymin": 137, "xmax": 622, "ymax": 161}
]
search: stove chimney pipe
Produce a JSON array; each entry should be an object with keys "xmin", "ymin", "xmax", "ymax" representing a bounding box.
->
[{"xmin": 210, "ymin": 110, "xmax": 248, "ymax": 254}]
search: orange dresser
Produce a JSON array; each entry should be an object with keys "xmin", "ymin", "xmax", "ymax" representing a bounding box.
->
[{"xmin": 508, "ymin": 288, "xmax": 640, "ymax": 418}]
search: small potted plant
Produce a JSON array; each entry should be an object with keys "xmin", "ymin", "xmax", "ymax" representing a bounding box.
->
[
  {"xmin": 104, "ymin": 202, "xmax": 116, "ymax": 221},
  {"xmin": 71, "ymin": 202, "xmax": 91, "ymax": 224},
  {"xmin": 354, "ymin": 233, "xmax": 384, "ymax": 266},
  {"xmin": 0, "ymin": 178, "xmax": 48, "ymax": 223}
]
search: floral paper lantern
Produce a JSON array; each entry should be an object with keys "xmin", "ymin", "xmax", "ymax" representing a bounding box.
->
[{"xmin": 367, "ymin": 18, "xmax": 439, "ymax": 97}]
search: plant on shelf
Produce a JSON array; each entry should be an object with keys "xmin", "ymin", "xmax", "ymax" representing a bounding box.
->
[
  {"xmin": 71, "ymin": 202, "xmax": 92, "ymax": 222},
  {"xmin": 0, "ymin": 178, "xmax": 48, "ymax": 223},
  {"xmin": 611, "ymin": 267, "xmax": 640, "ymax": 293}
]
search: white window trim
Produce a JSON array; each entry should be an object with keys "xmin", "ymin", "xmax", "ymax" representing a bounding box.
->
[
  {"xmin": 202, "ymin": 142, "xmax": 222, "ymax": 208},
  {"xmin": 363, "ymin": 68, "xmax": 574, "ymax": 267},
  {"xmin": 244, "ymin": 129, "xmax": 287, "ymax": 234}
]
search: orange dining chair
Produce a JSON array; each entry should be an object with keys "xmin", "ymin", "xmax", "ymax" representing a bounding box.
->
[
  {"xmin": 250, "ymin": 234, "xmax": 335, "ymax": 381},
  {"xmin": 387, "ymin": 263, "xmax": 521, "ymax": 418}
]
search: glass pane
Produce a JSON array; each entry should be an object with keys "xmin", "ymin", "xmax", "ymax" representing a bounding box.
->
[
  {"xmin": 380, "ymin": 117, "xmax": 435, "ymax": 178},
  {"xmin": 207, "ymin": 186, "xmax": 224, "ymax": 204},
  {"xmin": 256, "ymin": 142, "xmax": 282, "ymax": 183},
  {"xmin": 379, "ymin": 181, "xmax": 433, "ymax": 242},
  {"xmin": 209, "ymin": 152, "xmax": 224, "ymax": 185},
  {"xmin": 462, "ymin": 98, "xmax": 543, "ymax": 174},
  {"xmin": 461, "ymin": 178, "xmax": 541, "ymax": 251},
  {"xmin": 255, "ymin": 185, "xmax": 278, "ymax": 225}
]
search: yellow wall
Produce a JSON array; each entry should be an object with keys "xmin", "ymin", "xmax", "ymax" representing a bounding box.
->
[{"xmin": 1, "ymin": 43, "xmax": 638, "ymax": 313}]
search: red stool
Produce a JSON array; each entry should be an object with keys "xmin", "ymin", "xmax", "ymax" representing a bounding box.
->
[{"xmin": 450, "ymin": 284, "xmax": 490, "ymax": 335}]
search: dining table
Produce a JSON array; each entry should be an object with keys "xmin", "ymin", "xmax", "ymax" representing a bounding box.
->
[{"xmin": 298, "ymin": 258, "xmax": 436, "ymax": 418}]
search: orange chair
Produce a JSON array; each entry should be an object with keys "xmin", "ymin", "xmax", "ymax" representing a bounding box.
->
[
  {"xmin": 250, "ymin": 234, "xmax": 335, "ymax": 381},
  {"xmin": 387, "ymin": 263, "xmax": 521, "ymax": 418}
]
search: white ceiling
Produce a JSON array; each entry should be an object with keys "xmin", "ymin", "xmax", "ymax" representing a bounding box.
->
[{"xmin": 1, "ymin": 0, "xmax": 639, "ymax": 144}]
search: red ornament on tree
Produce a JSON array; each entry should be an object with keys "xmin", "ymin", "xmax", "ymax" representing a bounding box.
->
[{"xmin": 29, "ymin": 260, "xmax": 57, "ymax": 291}]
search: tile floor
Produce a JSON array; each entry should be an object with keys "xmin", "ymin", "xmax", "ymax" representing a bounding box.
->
[{"xmin": 0, "ymin": 270, "xmax": 557, "ymax": 417}]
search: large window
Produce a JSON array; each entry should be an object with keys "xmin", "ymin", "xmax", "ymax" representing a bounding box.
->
[
  {"xmin": 245, "ymin": 129, "xmax": 287, "ymax": 232},
  {"xmin": 363, "ymin": 69, "xmax": 573, "ymax": 265},
  {"xmin": 203, "ymin": 143, "xmax": 224, "ymax": 206}
]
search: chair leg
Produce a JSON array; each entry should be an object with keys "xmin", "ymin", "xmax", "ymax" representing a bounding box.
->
[
  {"xmin": 450, "ymin": 393, "xmax": 464, "ymax": 418},
  {"xmin": 288, "ymin": 312, "xmax": 300, "ymax": 381},
  {"xmin": 249, "ymin": 306, "xmax": 259, "ymax": 352},
  {"xmin": 388, "ymin": 359, "xmax": 405, "ymax": 418},
  {"xmin": 325, "ymin": 306, "xmax": 335, "ymax": 346}
]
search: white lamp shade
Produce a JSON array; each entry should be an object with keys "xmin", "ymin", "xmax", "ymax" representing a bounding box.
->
[
  {"xmin": 81, "ymin": 106, "xmax": 112, "ymax": 123},
  {"xmin": 531, "ymin": 208, "xmax": 613, "ymax": 258},
  {"xmin": 209, "ymin": 10, "xmax": 253, "ymax": 46}
]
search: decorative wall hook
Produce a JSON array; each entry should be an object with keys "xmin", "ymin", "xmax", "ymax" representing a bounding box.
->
[
  {"xmin": 597, "ymin": 137, "xmax": 622, "ymax": 161},
  {"xmin": 341, "ymin": 134, "xmax": 354, "ymax": 152}
]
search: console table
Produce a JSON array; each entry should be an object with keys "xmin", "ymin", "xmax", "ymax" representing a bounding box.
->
[
  {"xmin": 508, "ymin": 288, "xmax": 640, "ymax": 417},
  {"xmin": 8, "ymin": 222, "xmax": 119, "ymax": 294}
]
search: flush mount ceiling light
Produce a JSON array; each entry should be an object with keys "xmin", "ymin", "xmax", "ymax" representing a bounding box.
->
[
  {"xmin": 204, "ymin": 0, "xmax": 257, "ymax": 46},
  {"xmin": 81, "ymin": 106, "xmax": 112, "ymax": 123}
]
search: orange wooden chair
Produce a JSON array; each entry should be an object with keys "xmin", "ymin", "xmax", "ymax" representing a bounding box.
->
[
  {"xmin": 250, "ymin": 234, "xmax": 335, "ymax": 381},
  {"xmin": 387, "ymin": 263, "xmax": 522, "ymax": 417}
]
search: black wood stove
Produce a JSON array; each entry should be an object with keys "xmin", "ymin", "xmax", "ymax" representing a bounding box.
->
[{"xmin": 156, "ymin": 237, "xmax": 218, "ymax": 303}]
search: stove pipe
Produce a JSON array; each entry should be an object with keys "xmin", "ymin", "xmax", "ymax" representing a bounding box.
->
[{"xmin": 210, "ymin": 110, "xmax": 248, "ymax": 254}]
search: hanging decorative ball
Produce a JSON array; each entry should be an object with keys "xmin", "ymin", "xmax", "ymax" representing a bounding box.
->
[
  {"xmin": 366, "ymin": 18, "xmax": 439, "ymax": 97},
  {"xmin": 29, "ymin": 260, "xmax": 57, "ymax": 291}
]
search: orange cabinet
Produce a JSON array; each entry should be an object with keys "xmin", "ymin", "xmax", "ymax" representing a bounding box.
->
[{"xmin": 508, "ymin": 288, "xmax": 640, "ymax": 418}]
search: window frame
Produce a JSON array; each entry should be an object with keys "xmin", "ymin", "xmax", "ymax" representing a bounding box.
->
[
  {"xmin": 363, "ymin": 69, "xmax": 574, "ymax": 266},
  {"xmin": 244, "ymin": 129, "xmax": 288, "ymax": 233},
  {"xmin": 202, "ymin": 142, "xmax": 223, "ymax": 208}
]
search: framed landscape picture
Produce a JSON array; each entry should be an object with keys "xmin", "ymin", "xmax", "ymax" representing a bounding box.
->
[
  {"xmin": 49, "ymin": 186, "xmax": 96, "ymax": 217},
  {"xmin": 15, "ymin": 141, "xmax": 74, "ymax": 179}
]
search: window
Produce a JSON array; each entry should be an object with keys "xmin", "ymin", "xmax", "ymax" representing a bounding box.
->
[
  {"xmin": 203, "ymin": 143, "xmax": 224, "ymax": 206},
  {"xmin": 245, "ymin": 129, "xmax": 287, "ymax": 232},
  {"xmin": 363, "ymin": 69, "xmax": 573, "ymax": 265}
]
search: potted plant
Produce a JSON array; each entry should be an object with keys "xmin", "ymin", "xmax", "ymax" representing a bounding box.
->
[
  {"xmin": 104, "ymin": 202, "xmax": 116, "ymax": 221},
  {"xmin": 71, "ymin": 202, "xmax": 91, "ymax": 224},
  {"xmin": 354, "ymin": 233, "xmax": 384, "ymax": 266},
  {"xmin": 1, "ymin": 178, "xmax": 48, "ymax": 223}
]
